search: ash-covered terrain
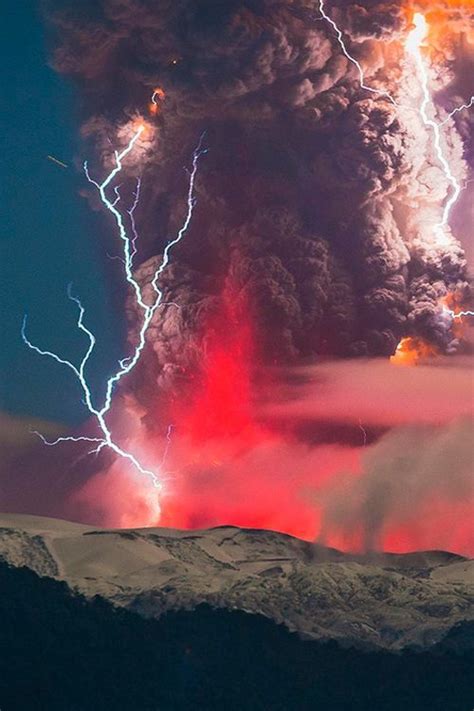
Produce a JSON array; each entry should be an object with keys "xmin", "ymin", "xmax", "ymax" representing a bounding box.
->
[
  {"xmin": 0, "ymin": 513, "xmax": 472, "ymax": 651},
  {"xmin": 0, "ymin": 514, "xmax": 473, "ymax": 710}
]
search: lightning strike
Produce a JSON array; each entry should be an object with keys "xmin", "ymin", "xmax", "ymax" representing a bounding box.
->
[
  {"xmin": 405, "ymin": 13, "xmax": 462, "ymax": 247},
  {"xmin": 150, "ymin": 87, "xmax": 166, "ymax": 116},
  {"xmin": 443, "ymin": 307, "xmax": 474, "ymax": 320},
  {"xmin": 319, "ymin": 4, "xmax": 472, "ymax": 248},
  {"xmin": 440, "ymin": 96, "xmax": 474, "ymax": 126},
  {"xmin": 320, "ymin": 4, "xmax": 473, "ymax": 328},
  {"xmin": 128, "ymin": 177, "xmax": 142, "ymax": 264},
  {"xmin": 358, "ymin": 418, "xmax": 367, "ymax": 447},
  {"xmin": 161, "ymin": 424, "xmax": 174, "ymax": 468},
  {"xmin": 318, "ymin": 0, "xmax": 396, "ymax": 104},
  {"xmin": 22, "ymin": 126, "xmax": 207, "ymax": 496}
]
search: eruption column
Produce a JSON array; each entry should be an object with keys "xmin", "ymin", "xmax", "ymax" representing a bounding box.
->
[{"xmin": 22, "ymin": 126, "xmax": 207, "ymax": 496}]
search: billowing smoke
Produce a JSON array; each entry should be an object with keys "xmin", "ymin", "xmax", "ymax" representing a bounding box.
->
[
  {"xmin": 65, "ymin": 359, "xmax": 473, "ymax": 555},
  {"xmin": 319, "ymin": 416, "xmax": 474, "ymax": 553},
  {"xmin": 45, "ymin": 0, "xmax": 472, "ymax": 386},
  {"xmin": 30, "ymin": 1, "xmax": 474, "ymax": 553}
]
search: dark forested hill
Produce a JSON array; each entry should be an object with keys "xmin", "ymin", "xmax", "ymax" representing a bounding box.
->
[{"xmin": 0, "ymin": 562, "xmax": 472, "ymax": 711}]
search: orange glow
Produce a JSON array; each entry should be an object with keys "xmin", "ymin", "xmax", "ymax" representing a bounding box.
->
[
  {"xmin": 149, "ymin": 87, "xmax": 166, "ymax": 116},
  {"xmin": 128, "ymin": 117, "xmax": 145, "ymax": 133},
  {"xmin": 130, "ymin": 116, "xmax": 154, "ymax": 139},
  {"xmin": 390, "ymin": 337, "xmax": 439, "ymax": 366},
  {"xmin": 441, "ymin": 293, "xmax": 469, "ymax": 318},
  {"xmin": 406, "ymin": 1, "xmax": 474, "ymax": 48},
  {"xmin": 415, "ymin": 0, "xmax": 474, "ymax": 7},
  {"xmin": 440, "ymin": 294, "xmax": 472, "ymax": 340}
]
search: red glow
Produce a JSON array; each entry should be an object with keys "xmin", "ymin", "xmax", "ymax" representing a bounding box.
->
[
  {"xmin": 178, "ymin": 300, "xmax": 257, "ymax": 443},
  {"xmin": 71, "ymin": 288, "xmax": 473, "ymax": 557}
]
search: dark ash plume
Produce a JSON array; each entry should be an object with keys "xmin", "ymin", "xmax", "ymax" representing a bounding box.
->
[{"xmin": 45, "ymin": 0, "xmax": 471, "ymax": 386}]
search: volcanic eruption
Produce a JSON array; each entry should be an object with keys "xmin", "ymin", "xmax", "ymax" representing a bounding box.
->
[{"xmin": 16, "ymin": 0, "xmax": 472, "ymax": 553}]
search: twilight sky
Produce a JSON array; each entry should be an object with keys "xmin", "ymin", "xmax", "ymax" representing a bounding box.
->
[{"xmin": 1, "ymin": 0, "xmax": 123, "ymax": 424}]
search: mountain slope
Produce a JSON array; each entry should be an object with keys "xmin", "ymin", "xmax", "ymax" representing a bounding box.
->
[
  {"xmin": 1, "ymin": 562, "xmax": 473, "ymax": 711},
  {"xmin": 0, "ymin": 513, "xmax": 472, "ymax": 651}
]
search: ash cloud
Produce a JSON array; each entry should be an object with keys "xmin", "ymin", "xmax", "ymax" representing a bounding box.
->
[
  {"xmin": 44, "ymin": 0, "xmax": 472, "ymax": 379},
  {"xmin": 319, "ymin": 416, "xmax": 474, "ymax": 553},
  {"xmin": 64, "ymin": 359, "xmax": 474, "ymax": 555}
]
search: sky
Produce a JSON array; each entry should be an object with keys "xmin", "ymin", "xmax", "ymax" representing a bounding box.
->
[
  {"xmin": 0, "ymin": 0, "xmax": 123, "ymax": 425},
  {"xmin": 0, "ymin": 0, "xmax": 472, "ymax": 554}
]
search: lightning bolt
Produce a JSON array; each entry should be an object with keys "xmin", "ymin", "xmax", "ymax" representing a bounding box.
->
[
  {"xmin": 128, "ymin": 177, "xmax": 142, "ymax": 264},
  {"xmin": 161, "ymin": 423, "xmax": 174, "ymax": 468},
  {"xmin": 318, "ymin": 0, "xmax": 396, "ymax": 104},
  {"xmin": 320, "ymin": 5, "xmax": 471, "ymax": 247},
  {"xmin": 440, "ymin": 96, "xmax": 474, "ymax": 126},
  {"xmin": 443, "ymin": 307, "xmax": 474, "ymax": 320},
  {"xmin": 319, "ymin": 4, "xmax": 474, "ymax": 322},
  {"xmin": 22, "ymin": 127, "xmax": 207, "ymax": 493},
  {"xmin": 319, "ymin": 2, "xmax": 473, "ymax": 133},
  {"xmin": 405, "ymin": 13, "xmax": 463, "ymax": 246},
  {"xmin": 358, "ymin": 418, "xmax": 368, "ymax": 447}
]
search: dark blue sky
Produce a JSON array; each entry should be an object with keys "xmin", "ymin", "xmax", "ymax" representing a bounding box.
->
[{"xmin": 1, "ymin": 1, "xmax": 124, "ymax": 425}]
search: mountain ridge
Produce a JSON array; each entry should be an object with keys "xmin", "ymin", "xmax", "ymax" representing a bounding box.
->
[{"xmin": 0, "ymin": 513, "xmax": 472, "ymax": 651}]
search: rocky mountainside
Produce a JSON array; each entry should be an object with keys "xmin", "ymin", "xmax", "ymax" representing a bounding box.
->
[{"xmin": 0, "ymin": 513, "xmax": 472, "ymax": 651}]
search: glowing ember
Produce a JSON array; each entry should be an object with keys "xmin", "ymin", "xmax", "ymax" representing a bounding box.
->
[
  {"xmin": 390, "ymin": 337, "xmax": 439, "ymax": 366},
  {"xmin": 149, "ymin": 87, "xmax": 166, "ymax": 116}
]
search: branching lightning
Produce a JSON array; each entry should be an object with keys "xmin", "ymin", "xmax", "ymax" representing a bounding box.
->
[
  {"xmin": 318, "ymin": 0, "xmax": 396, "ymax": 104},
  {"xmin": 320, "ymin": 5, "xmax": 471, "ymax": 248},
  {"xmin": 22, "ymin": 125, "xmax": 207, "ymax": 493},
  {"xmin": 21, "ymin": 7, "xmax": 474, "ymax": 490},
  {"xmin": 319, "ymin": 3, "xmax": 474, "ymax": 326},
  {"xmin": 405, "ymin": 13, "xmax": 462, "ymax": 246}
]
